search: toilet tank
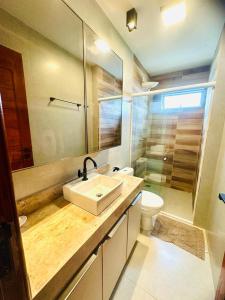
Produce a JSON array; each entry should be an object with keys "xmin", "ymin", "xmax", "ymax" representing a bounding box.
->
[{"xmin": 118, "ymin": 167, "xmax": 134, "ymax": 176}]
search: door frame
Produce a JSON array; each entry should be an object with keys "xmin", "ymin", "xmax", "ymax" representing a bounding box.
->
[
  {"xmin": 0, "ymin": 94, "xmax": 30, "ymax": 300},
  {"xmin": 216, "ymin": 252, "xmax": 225, "ymax": 300},
  {"xmin": 0, "ymin": 44, "xmax": 34, "ymax": 171}
]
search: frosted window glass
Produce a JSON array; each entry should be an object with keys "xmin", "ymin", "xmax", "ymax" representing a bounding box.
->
[{"xmin": 164, "ymin": 92, "xmax": 202, "ymax": 109}]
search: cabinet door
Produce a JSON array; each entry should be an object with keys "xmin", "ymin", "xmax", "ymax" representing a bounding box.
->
[
  {"xmin": 103, "ymin": 214, "xmax": 128, "ymax": 300},
  {"xmin": 58, "ymin": 246, "xmax": 102, "ymax": 300},
  {"xmin": 127, "ymin": 193, "xmax": 142, "ymax": 257}
]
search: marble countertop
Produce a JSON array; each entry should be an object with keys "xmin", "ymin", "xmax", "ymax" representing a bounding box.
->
[{"xmin": 21, "ymin": 174, "xmax": 143, "ymax": 299}]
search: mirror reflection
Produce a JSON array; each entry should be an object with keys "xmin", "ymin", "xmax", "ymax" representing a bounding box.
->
[
  {"xmin": 85, "ymin": 24, "xmax": 123, "ymax": 153},
  {"xmin": 0, "ymin": 0, "xmax": 85, "ymax": 170}
]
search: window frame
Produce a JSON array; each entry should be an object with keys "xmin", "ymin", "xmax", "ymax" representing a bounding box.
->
[{"xmin": 161, "ymin": 88, "xmax": 206, "ymax": 112}]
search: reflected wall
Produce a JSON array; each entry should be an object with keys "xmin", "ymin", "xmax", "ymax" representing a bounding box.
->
[{"xmin": 0, "ymin": 1, "xmax": 85, "ymax": 168}]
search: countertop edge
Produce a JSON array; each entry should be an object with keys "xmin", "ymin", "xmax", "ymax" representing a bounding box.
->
[{"xmin": 33, "ymin": 179, "xmax": 143, "ymax": 300}]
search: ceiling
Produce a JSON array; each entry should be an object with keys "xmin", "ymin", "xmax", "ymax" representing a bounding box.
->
[
  {"xmin": 0, "ymin": 0, "xmax": 122, "ymax": 79},
  {"xmin": 0, "ymin": 0, "xmax": 84, "ymax": 60},
  {"xmin": 96, "ymin": 0, "xmax": 225, "ymax": 76}
]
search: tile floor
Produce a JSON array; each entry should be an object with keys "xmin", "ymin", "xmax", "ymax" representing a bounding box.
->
[
  {"xmin": 112, "ymin": 233, "xmax": 214, "ymax": 300},
  {"xmin": 144, "ymin": 185, "xmax": 193, "ymax": 222},
  {"xmin": 161, "ymin": 187, "xmax": 193, "ymax": 222}
]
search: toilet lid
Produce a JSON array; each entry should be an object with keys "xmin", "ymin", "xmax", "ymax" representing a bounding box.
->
[{"xmin": 141, "ymin": 190, "xmax": 164, "ymax": 209}]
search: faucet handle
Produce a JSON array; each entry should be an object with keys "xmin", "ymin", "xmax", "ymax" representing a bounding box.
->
[{"xmin": 78, "ymin": 169, "xmax": 83, "ymax": 178}]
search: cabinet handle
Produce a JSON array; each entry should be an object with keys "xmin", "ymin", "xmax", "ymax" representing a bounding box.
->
[
  {"xmin": 107, "ymin": 214, "xmax": 127, "ymax": 239},
  {"xmin": 58, "ymin": 246, "xmax": 100, "ymax": 299},
  {"xmin": 131, "ymin": 192, "xmax": 142, "ymax": 206}
]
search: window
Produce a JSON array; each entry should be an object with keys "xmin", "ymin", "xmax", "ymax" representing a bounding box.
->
[{"xmin": 163, "ymin": 90, "xmax": 205, "ymax": 110}]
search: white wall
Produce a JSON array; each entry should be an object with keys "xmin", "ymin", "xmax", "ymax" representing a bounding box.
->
[
  {"xmin": 194, "ymin": 27, "xmax": 225, "ymax": 227},
  {"xmin": 193, "ymin": 26, "xmax": 225, "ymax": 289},
  {"xmin": 207, "ymin": 121, "xmax": 225, "ymax": 287},
  {"xmin": 11, "ymin": 0, "xmax": 134, "ymax": 200}
]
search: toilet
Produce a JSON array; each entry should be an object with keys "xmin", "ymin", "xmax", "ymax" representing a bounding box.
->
[
  {"xmin": 141, "ymin": 190, "xmax": 164, "ymax": 231},
  {"xmin": 118, "ymin": 167, "xmax": 164, "ymax": 231}
]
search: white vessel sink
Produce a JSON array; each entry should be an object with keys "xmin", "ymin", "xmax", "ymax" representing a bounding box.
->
[{"xmin": 63, "ymin": 174, "xmax": 123, "ymax": 215}]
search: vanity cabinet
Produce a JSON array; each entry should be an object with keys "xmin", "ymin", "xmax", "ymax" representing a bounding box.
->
[
  {"xmin": 127, "ymin": 192, "xmax": 142, "ymax": 257},
  {"xmin": 58, "ymin": 246, "xmax": 102, "ymax": 300},
  {"xmin": 58, "ymin": 193, "xmax": 141, "ymax": 300},
  {"xmin": 103, "ymin": 214, "xmax": 128, "ymax": 300}
]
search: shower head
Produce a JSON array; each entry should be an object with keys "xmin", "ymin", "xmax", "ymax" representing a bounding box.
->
[{"xmin": 142, "ymin": 81, "xmax": 159, "ymax": 90}]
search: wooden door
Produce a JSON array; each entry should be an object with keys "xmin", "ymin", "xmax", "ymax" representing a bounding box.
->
[
  {"xmin": 216, "ymin": 252, "xmax": 225, "ymax": 300},
  {"xmin": 0, "ymin": 96, "xmax": 31, "ymax": 300},
  {"xmin": 0, "ymin": 44, "xmax": 33, "ymax": 171}
]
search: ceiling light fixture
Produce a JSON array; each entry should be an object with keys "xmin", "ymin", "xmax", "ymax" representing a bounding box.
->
[
  {"xmin": 161, "ymin": 1, "xmax": 186, "ymax": 26},
  {"xmin": 126, "ymin": 8, "xmax": 137, "ymax": 32},
  {"xmin": 94, "ymin": 39, "xmax": 110, "ymax": 53}
]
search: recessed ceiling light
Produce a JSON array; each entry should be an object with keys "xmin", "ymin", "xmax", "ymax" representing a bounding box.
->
[
  {"xmin": 126, "ymin": 8, "xmax": 137, "ymax": 32},
  {"xmin": 161, "ymin": 1, "xmax": 186, "ymax": 26},
  {"xmin": 95, "ymin": 39, "xmax": 110, "ymax": 53}
]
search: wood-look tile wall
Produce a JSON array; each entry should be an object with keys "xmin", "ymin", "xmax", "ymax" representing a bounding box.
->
[
  {"xmin": 146, "ymin": 106, "xmax": 204, "ymax": 193},
  {"xmin": 151, "ymin": 66, "xmax": 210, "ymax": 90},
  {"xmin": 146, "ymin": 66, "xmax": 209, "ymax": 192},
  {"xmin": 88, "ymin": 66, "xmax": 122, "ymax": 151},
  {"xmin": 99, "ymin": 99, "xmax": 122, "ymax": 150},
  {"xmin": 132, "ymin": 64, "xmax": 208, "ymax": 192},
  {"xmin": 131, "ymin": 58, "xmax": 151, "ymax": 177}
]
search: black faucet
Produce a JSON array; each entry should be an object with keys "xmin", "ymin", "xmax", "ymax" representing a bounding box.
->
[{"xmin": 78, "ymin": 157, "xmax": 98, "ymax": 181}]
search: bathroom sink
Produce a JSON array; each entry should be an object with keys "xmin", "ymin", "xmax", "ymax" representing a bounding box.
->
[{"xmin": 63, "ymin": 174, "xmax": 123, "ymax": 215}]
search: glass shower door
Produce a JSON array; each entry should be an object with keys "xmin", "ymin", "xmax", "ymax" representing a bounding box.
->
[
  {"xmin": 131, "ymin": 94, "xmax": 169, "ymax": 196},
  {"xmin": 143, "ymin": 94, "xmax": 175, "ymax": 195}
]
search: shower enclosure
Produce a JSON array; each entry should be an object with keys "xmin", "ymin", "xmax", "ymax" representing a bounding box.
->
[{"xmin": 131, "ymin": 87, "xmax": 208, "ymax": 221}]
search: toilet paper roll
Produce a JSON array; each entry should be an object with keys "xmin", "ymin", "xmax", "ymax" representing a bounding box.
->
[{"xmin": 145, "ymin": 173, "xmax": 166, "ymax": 183}]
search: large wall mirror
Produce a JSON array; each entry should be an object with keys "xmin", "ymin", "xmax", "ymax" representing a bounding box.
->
[
  {"xmin": 0, "ymin": 0, "xmax": 123, "ymax": 172},
  {"xmin": 85, "ymin": 24, "xmax": 123, "ymax": 153},
  {"xmin": 0, "ymin": 0, "xmax": 85, "ymax": 170}
]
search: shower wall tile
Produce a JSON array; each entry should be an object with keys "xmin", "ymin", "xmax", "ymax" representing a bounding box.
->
[
  {"xmin": 150, "ymin": 66, "xmax": 210, "ymax": 90},
  {"xmin": 132, "ymin": 66, "xmax": 206, "ymax": 190},
  {"xmin": 146, "ymin": 106, "xmax": 204, "ymax": 193},
  {"xmin": 171, "ymin": 108, "xmax": 204, "ymax": 192},
  {"xmin": 131, "ymin": 57, "xmax": 150, "ymax": 175}
]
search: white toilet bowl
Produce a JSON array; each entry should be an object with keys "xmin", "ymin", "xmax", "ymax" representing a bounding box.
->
[
  {"xmin": 117, "ymin": 167, "xmax": 164, "ymax": 231},
  {"xmin": 141, "ymin": 190, "xmax": 164, "ymax": 231}
]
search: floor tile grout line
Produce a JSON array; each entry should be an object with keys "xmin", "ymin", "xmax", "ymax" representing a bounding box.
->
[
  {"xmin": 123, "ymin": 274, "xmax": 158, "ymax": 300},
  {"xmin": 114, "ymin": 233, "xmax": 215, "ymax": 300}
]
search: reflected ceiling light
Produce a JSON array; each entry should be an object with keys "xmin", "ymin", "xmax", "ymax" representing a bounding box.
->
[
  {"xmin": 46, "ymin": 61, "xmax": 59, "ymax": 71},
  {"xmin": 161, "ymin": 1, "xmax": 186, "ymax": 26},
  {"xmin": 95, "ymin": 39, "xmax": 110, "ymax": 53},
  {"xmin": 126, "ymin": 8, "xmax": 137, "ymax": 32}
]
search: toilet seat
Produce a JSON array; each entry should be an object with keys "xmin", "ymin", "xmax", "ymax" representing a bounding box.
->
[{"xmin": 141, "ymin": 190, "xmax": 164, "ymax": 210}]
